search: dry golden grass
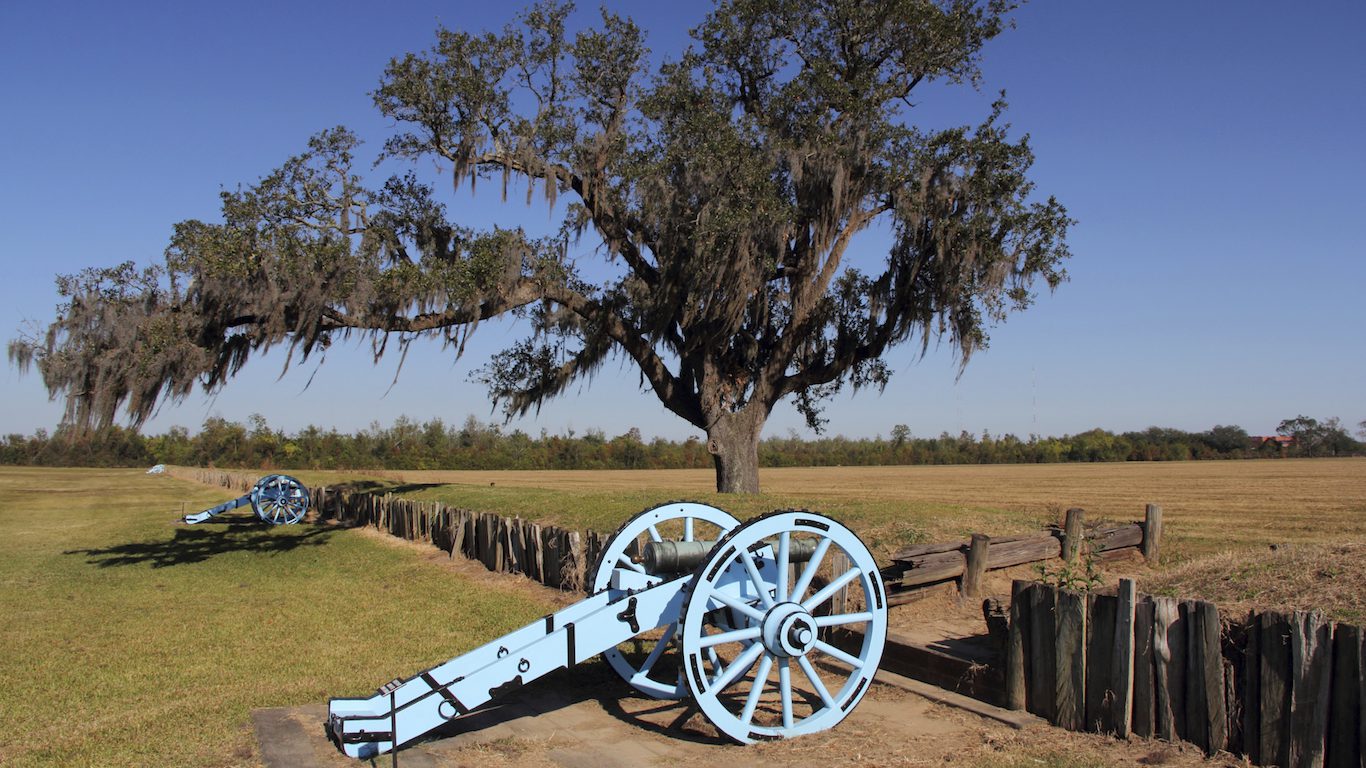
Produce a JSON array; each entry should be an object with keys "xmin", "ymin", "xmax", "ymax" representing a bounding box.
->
[
  {"xmin": 302, "ymin": 457, "xmax": 1366, "ymax": 565},
  {"xmin": 245, "ymin": 458, "xmax": 1366, "ymax": 625},
  {"xmin": 1140, "ymin": 541, "xmax": 1366, "ymax": 624}
]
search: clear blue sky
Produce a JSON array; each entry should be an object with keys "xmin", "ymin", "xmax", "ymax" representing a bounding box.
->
[{"xmin": 2, "ymin": 1, "xmax": 1362, "ymax": 442}]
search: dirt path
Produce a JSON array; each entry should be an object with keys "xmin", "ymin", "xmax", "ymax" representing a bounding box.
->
[
  {"xmin": 255, "ymin": 660, "xmax": 1236, "ymax": 768},
  {"xmin": 258, "ymin": 663, "xmax": 988, "ymax": 768},
  {"xmin": 270, "ymin": 528, "xmax": 1237, "ymax": 768}
]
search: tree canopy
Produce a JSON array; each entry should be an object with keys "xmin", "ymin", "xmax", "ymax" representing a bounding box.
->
[{"xmin": 11, "ymin": 0, "xmax": 1072, "ymax": 492}]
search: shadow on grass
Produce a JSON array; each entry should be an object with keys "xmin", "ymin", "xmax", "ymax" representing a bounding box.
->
[
  {"xmin": 326, "ymin": 479, "xmax": 393, "ymax": 495},
  {"xmin": 374, "ymin": 482, "xmax": 444, "ymax": 496},
  {"xmin": 65, "ymin": 521, "xmax": 336, "ymax": 569}
]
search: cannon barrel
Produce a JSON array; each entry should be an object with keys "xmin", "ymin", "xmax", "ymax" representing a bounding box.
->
[{"xmin": 642, "ymin": 536, "xmax": 818, "ymax": 573}]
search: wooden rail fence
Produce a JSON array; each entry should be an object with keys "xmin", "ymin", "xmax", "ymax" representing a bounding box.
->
[
  {"xmin": 1009, "ymin": 579, "xmax": 1366, "ymax": 767},
  {"xmin": 880, "ymin": 505, "xmax": 1162, "ymax": 604}
]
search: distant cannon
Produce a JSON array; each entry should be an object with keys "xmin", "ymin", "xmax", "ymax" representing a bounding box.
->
[{"xmin": 181, "ymin": 474, "xmax": 310, "ymax": 525}]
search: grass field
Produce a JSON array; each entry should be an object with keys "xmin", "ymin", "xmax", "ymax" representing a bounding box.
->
[
  {"xmin": 2, "ymin": 459, "xmax": 1362, "ymax": 766},
  {"xmin": 299, "ymin": 458, "xmax": 1366, "ymax": 622},
  {"xmin": 290, "ymin": 457, "xmax": 1366, "ymax": 564},
  {"xmin": 0, "ymin": 467, "xmax": 555, "ymax": 767}
]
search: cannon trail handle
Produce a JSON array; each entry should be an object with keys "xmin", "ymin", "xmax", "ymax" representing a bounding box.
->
[
  {"xmin": 182, "ymin": 495, "xmax": 250, "ymax": 524},
  {"xmin": 327, "ymin": 569, "xmax": 691, "ymax": 759}
]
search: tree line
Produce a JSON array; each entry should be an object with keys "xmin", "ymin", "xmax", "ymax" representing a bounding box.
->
[{"xmin": 2, "ymin": 415, "xmax": 1360, "ymax": 470}]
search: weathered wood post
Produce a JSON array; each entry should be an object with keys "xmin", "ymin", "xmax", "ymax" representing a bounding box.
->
[
  {"xmin": 1006, "ymin": 579, "xmax": 1029, "ymax": 711},
  {"xmin": 1326, "ymin": 623, "xmax": 1362, "ymax": 768},
  {"xmin": 962, "ymin": 533, "xmax": 990, "ymax": 598},
  {"xmin": 829, "ymin": 549, "xmax": 851, "ymax": 617},
  {"xmin": 1143, "ymin": 503, "xmax": 1163, "ymax": 564},
  {"xmin": 566, "ymin": 530, "xmax": 584, "ymax": 592},
  {"xmin": 542, "ymin": 527, "xmax": 562, "ymax": 588},
  {"xmin": 1027, "ymin": 583, "xmax": 1058, "ymax": 723},
  {"xmin": 1133, "ymin": 596, "xmax": 1157, "ymax": 738},
  {"xmin": 1191, "ymin": 601, "xmax": 1227, "ymax": 755},
  {"xmin": 525, "ymin": 523, "xmax": 542, "ymax": 583},
  {"xmin": 1062, "ymin": 508, "xmax": 1086, "ymax": 563},
  {"xmin": 1289, "ymin": 611, "xmax": 1332, "ymax": 768},
  {"xmin": 1261, "ymin": 610, "xmax": 1294, "ymax": 767},
  {"xmin": 1085, "ymin": 591, "xmax": 1117, "ymax": 733},
  {"xmin": 1055, "ymin": 587, "xmax": 1086, "ymax": 730},
  {"xmin": 1114, "ymin": 578, "xmax": 1138, "ymax": 738},
  {"xmin": 1153, "ymin": 597, "xmax": 1179, "ymax": 741}
]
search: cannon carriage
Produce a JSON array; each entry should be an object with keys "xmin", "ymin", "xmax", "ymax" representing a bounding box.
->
[{"xmin": 327, "ymin": 502, "xmax": 887, "ymax": 757}]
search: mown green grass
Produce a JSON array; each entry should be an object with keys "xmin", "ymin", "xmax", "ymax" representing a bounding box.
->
[
  {"xmin": 392, "ymin": 483, "xmax": 972, "ymax": 552},
  {"xmin": 286, "ymin": 473, "xmax": 1044, "ymax": 561},
  {"xmin": 0, "ymin": 467, "xmax": 554, "ymax": 767}
]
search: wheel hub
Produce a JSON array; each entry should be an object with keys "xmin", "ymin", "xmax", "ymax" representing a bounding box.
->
[{"xmin": 761, "ymin": 602, "xmax": 817, "ymax": 657}]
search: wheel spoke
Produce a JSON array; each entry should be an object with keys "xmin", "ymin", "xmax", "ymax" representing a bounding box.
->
[
  {"xmin": 740, "ymin": 653, "xmax": 774, "ymax": 727},
  {"xmin": 801, "ymin": 564, "xmax": 862, "ymax": 613},
  {"xmin": 635, "ymin": 623, "xmax": 677, "ymax": 676},
  {"xmin": 813, "ymin": 611, "xmax": 875, "ymax": 628},
  {"xmin": 776, "ymin": 531, "xmax": 790, "ymax": 603},
  {"xmin": 708, "ymin": 589, "xmax": 766, "ymax": 622},
  {"xmin": 812, "ymin": 639, "xmax": 863, "ymax": 669},
  {"xmin": 797, "ymin": 654, "xmax": 836, "ymax": 709},
  {"xmin": 647, "ymin": 524, "xmax": 663, "ymax": 542},
  {"xmin": 698, "ymin": 625, "xmax": 761, "ymax": 649},
  {"xmin": 778, "ymin": 658, "xmax": 793, "ymax": 730},
  {"xmin": 705, "ymin": 646, "xmax": 723, "ymax": 685},
  {"xmin": 739, "ymin": 549, "xmax": 776, "ymax": 609},
  {"xmin": 684, "ymin": 517, "xmax": 694, "ymax": 542},
  {"xmin": 707, "ymin": 642, "xmax": 764, "ymax": 695},
  {"xmin": 617, "ymin": 554, "xmax": 646, "ymax": 573},
  {"xmin": 789, "ymin": 536, "xmax": 832, "ymax": 602}
]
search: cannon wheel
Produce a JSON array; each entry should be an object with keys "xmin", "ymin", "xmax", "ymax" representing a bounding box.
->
[
  {"xmin": 592, "ymin": 501, "xmax": 740, "ymax": 699},
  {"xmin": 249, "ymin": 474, "xmax": 310, "ymax": 525},
  {"xmin": 678, "ymin": 510, "xmax": 887, "ymax": 743}
]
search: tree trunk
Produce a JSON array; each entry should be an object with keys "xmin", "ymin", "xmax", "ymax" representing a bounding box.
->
[{"xmin": 706, "ymin": 409, "xmax": 764, "ymax": 494}]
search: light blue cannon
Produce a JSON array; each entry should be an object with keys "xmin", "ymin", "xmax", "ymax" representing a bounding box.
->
[
  {"xmin": 181, "ymin": 474, "xmax": 310, "ymax": 525},
  {"xmin": 327, "ymin": 504, "xmax": 888, "ymax": 756}
]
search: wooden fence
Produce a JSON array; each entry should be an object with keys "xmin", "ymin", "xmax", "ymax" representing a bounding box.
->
[
  {"xmin": 167, "ymin": 468, "xmax": 606, "ymax": 592},
  {"xmin": 168, "ymin": 469, "xmax": 1160, "ymax": 603},
  {"xmin": 1008, "ymin": 579, "xmax": 1366, "ymax": 767},
  {"xmin": 880, "ymin": 505, "xmax": 1161, "ymax": 604}
]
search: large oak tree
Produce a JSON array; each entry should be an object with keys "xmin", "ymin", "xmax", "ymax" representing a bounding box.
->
[{"xmin": 11, "ymin": 0, "xmax": 1071, "ymax": 493}]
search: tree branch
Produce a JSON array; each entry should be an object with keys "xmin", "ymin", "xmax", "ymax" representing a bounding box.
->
[
  {"xmin": 542, "ymin": 284, "xmax": 701, "ymax": 427},
  {"xmin": 754, "ymin": 204, "xmax": 880, "ymax": 409},
  {"xmin": 319, "ymin": 278, "xmax": 546, "ymax": 333},
  {"xmin": 470, "ymin": 151, "xmax": 659, "ymax": 286}
]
